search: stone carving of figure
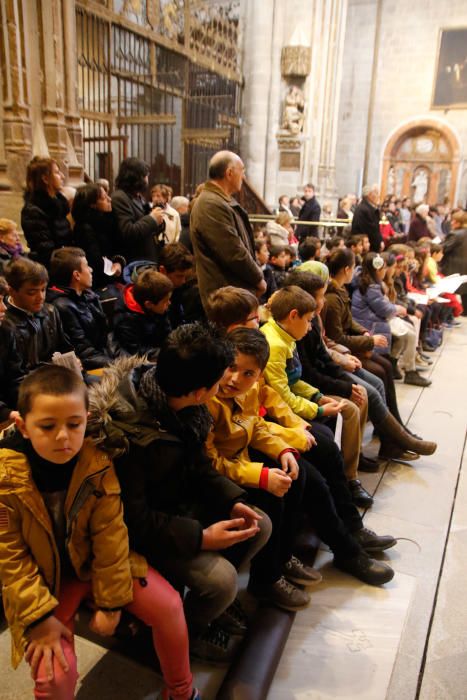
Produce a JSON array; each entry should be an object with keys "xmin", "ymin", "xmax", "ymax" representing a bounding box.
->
[
  {"xmin": 281, "ymin": 86, "xmax": 305, "ymax": 135},
  {"xmin": 411, "ymin": 170, "xmax": 428, "ymax": 203},
  {"xmin": 387, "ymin": 166, "xmax": 396, "ymax": 195}
]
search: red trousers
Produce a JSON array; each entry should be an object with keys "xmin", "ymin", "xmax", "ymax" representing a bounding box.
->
[{"xmin": 32, "ymin": 567, "xmax": 193, "ymax": 700}]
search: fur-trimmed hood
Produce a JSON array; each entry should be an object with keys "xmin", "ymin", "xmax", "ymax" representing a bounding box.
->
[{"xmin": 87, "ymin": 355, "xmax": 165, "ymax": 457}]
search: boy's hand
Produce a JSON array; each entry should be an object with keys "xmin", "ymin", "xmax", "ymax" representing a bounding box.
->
[
  {"xmin": 303, "ymin": 428, "xmax": 316, "ymax": 449},
  {"xmin": 89, "ymin": 610, "xmax": 121, "ymax": 637},
  {"xmin": 351, "ymin": 384, "xmax": 365, "ymax": 407},
  {"xmin": 346, "ymin": 354, "xmax": 362, "ymax": 370},
  {"xmin": 372, "ymin": 334, "xmax": 388, "ymax": 347},
  {"xmin": 279, "ymin": 452, "xmax": 299, "ymax": 479},
  {"xmin": 230, "ymin": 502, "xmax": 262, "ymax": 530},
  {"xmin": 26, "ymin": 615, "xmax": 73, "ymax": 680},
  {"xmin": 202, "ymin": 518, "xmax": 259, "ymax": 550},
  {"xmin": 267, "ymin": 468, "xmax": 292, "ymax": 497},
  {"xmin": 321, "ymin": 400, "xmax": 345, "ymax": 417}
]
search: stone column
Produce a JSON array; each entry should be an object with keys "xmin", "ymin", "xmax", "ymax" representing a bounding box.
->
[
  {"xmin": 240, "ymin": 0, "xmax": 275, "ymax": 197},
  {"xmin": 301, "ymin": 0, "xmax": 348, "ymax": 206},
  {"xmin": 317, "ymin": 0, "xmax": 348, "ymax": 202},
  {"xmin": 0, "ymin": 0, "xmax": 33, "ymax": 189},
  {"xmin": 37, "ymin": 0, "xmax": 69, "ymax": 172},
  {"xmin": 62, "ymin": 0, "xmax": 84, "ymax": 183}
]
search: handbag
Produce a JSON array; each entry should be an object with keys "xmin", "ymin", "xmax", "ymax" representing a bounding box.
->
[{"xmin": 389, "ymin": 316, "xmax": 409, "ymax": 337}]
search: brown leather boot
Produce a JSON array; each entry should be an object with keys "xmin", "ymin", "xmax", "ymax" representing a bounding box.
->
[{"xmin": 376, "ymin": 412, "xmax": 437, "ymax": 456}]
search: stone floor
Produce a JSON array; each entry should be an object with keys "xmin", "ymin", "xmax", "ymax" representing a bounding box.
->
[{"xmin": 2, "ymin": 320, "xmax": 467, "ymax": 699}]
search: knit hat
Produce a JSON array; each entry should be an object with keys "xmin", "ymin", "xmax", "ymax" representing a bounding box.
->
[{"xmin": 296, "ymin": 260, "xmax": 330, "ymax": 282}]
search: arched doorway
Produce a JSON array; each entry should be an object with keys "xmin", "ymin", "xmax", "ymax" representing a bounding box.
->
[{"xmin": 381, "ymin": 119, "xmax": 461, "ymax": 205}]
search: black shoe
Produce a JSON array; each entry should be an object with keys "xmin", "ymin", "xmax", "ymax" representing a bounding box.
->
[
  {"xmin": 190, "ymin": 624, "xmax": 241, "ymax": 665},
  {"xmin": 353, "ymin": 526, "xmax": 396, "ymax": 552},
  {"xmin": 348, "ymin": 480, "xmax": 374, "ymax": 508},
  {"xmin": 378, "ymin": 443, "xmax": 420, "ymax": 462},
  {"xmin": 248, "ymin": 576, "xmax": 311, "ymax": 611},
  {"xmin": 422, "ymin": 342, "xmax": 436, "ymax": 353},
  {"xmin": 358, "ymin": 454, "xmax": 380, "ymax": 473},
  {"xmin": 404, "ymin": 370, "xmax": 432, "ymax": 387},
  {"xmin": 284, "ymin": 555, "xmax": 322, "ymax": 585},
  {"xmin": 335, "ymin": 553, "xmax": 395, "ymax": 585},
  {"xmin": 216, "ymin": 598, "xmax": 248, "ymax": 636}
]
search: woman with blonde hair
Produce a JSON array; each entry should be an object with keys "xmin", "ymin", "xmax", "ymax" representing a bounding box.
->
[{"xmin": 266, "ymin": 211, "xmax": 295, "ymax": 246}]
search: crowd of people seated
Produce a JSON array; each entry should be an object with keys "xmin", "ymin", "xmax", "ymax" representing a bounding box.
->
[{"xmin": 0, "ymin": 151, "xmax": 465, "ymax": 700}]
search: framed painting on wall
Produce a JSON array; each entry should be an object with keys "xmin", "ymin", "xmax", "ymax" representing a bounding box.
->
[{"xmin": 432, "ymin": 27, "xmax": 467, "ymax": 109}]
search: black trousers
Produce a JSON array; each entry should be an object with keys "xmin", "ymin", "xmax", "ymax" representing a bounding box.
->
[
  {"xmin": 301, "ymin": 422, "xmax": 362, "ymax": 556},
  {"xmin": 246, "ymin": 449, "xmax": 306, "ymax": 585}
]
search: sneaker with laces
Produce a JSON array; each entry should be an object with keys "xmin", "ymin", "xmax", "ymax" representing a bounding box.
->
[
  {"xmin": 190, "ymin": 624, "xmax": 241, "ymax": 665},
  {"xmin": 354, "ymin": 526, "xmax": 396, "ymax": 552},
  {"xmin": 284, "ymin": 555, "xmax": 322, "ymax": 585},
  {"xmin": 249, "ymin": 576, "xmax": 311, "ymax": 611},
  {"xmin": 216, "ymin": 598, "xmax": 248, "ymax": 636}
]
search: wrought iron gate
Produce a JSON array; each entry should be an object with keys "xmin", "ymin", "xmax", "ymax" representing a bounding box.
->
[{"xmin": 76, "ymin": 1, "xmax": 242, "ymax": 195}]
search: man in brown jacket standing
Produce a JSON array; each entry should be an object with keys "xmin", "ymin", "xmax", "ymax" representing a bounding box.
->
[{"xmin": 190, "ymin": 151, "xmax": 266, "ymax": 307}]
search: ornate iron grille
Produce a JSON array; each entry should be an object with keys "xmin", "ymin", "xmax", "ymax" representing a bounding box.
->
[{"xmin": 76, "ymin": 1, "xmax": 242, "ymax": 195}]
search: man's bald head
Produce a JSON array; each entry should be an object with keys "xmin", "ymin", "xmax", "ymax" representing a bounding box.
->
[
  {"xmin": 208, "ymin": 151, "xmax": 241, "ymax": 180},
  {"xmin": 208, "ymin": 151, "xmax": 245, "ymax": 195}
]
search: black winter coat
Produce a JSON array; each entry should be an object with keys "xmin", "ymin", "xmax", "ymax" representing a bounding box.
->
[
  {"xmin": 47, "ymin": 287, "xmax": 113, "ymax": 369},
  {"xmin": 112, "ymin": 285, "xmax": 171, "ymax": 359},
  {"xmin": 295, "ymin": 196, "xmax": 321, "ymax": 240},
  {"xmin": 0, "ymin": 325, "xmax": 24, "ymax": 422},
  {"xmin": 351, "ymin": 198, "xmax": 382, "ymax": 252},
  {"xmin": 4, "ymin": 302, "xmax": 73, "ymax": 372},
  {"xmin": 21, "ymin": 191, "xmax": 74, "ymax": 267},
  {"xmin": 178, "ymin": 213, "xmax": 193, "ymax": 253},
  {"xmin": 104, "ymin": 366, "xmax": 246, "ymax": 563},
  {"xmin": 297, "ymin": 316, "xmax": 353, "ymax": 398},
  {"xmin": 111, "ymin": 189, "xmax": 165, "ymax": 263},
  {"xmin": 73, "ymin": 209, "xmax": 126, "ymax": 289}
]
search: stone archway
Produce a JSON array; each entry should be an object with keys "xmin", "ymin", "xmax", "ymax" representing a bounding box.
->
[{"xmin": 381, "ymin": 119, "xmax": 461, "ymax": 205}]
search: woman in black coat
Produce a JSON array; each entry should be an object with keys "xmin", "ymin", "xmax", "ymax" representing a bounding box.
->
[
  {"xmin": 21, "ymin": 157, "xmax": 74, "ymax": 267},
  {"xmin": 111, "ymin": 157, "xmax": 166, "ymax": 263},
  {"xmin": 72, "ymin": 183, "xmax": 126, "ymax": 290}
]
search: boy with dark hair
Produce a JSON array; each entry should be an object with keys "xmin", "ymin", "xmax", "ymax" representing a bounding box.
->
[
  {"xmin": 268, "ymin": 245, "xmax": 288, "ymax": 288},
  {"xmin": 0, "ymin": 275, "xmax": 24, "ymax": 424},
  {"xmin": 88, "ymin": 323, "xmax": 271, "ymax": 663},
  {"xmin": 346, "ymin": 234, "xmax": 364, "ymax": 265},
  {"xmin": 205, "ymin": 286, "xmax": 260, "ymax": 332},
  {"xmin": 158, "ymin": 242, "xmax": 203, "ymax": 327},
  {"xmin": 47, "ymin": 247, "xmax": 113, "ymax": 369},
  {"xmin": 112, "ymin": 268, "xmax": 173, "ymax": 359},
  {"xmin": 3, "ymin": 257, "xmax": 74, "ymax": 373},
  {"xmin": 207, "ymin": 328, "xmax": 395, "ymax": 590},
  {"xmin": 0, "ymin": 364, "xmax": 198, "ymax": 700},
  {"xmin": 298, "ymin": 236, "xmax": 321, "ymax": 263}
]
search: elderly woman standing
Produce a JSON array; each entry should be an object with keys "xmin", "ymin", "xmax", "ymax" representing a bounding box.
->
[
  {"xmin": 266, "ymin": 211, "xmax": 295, "ymax": 247},
  {"xmin": 408, "ymin": 204, "xmax": 431, "ymax": 242}
]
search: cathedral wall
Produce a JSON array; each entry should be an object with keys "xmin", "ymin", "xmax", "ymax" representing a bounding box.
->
[{"xmin": 336, "ymin": 0, "xmax": 467, "ymax": 204}]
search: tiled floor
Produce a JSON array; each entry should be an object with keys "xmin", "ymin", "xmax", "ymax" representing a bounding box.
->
[{"xmin": 1, "ymin": 320, "xmax": 467, "ymax": 699}]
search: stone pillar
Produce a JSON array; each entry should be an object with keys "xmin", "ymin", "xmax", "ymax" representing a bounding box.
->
[
  {"xmin": 62, "ymin": 0, "xmax": 84, "ymax": 183},
  {"xmin": 240, "ymin": 0, "xmax": 275, "ymax": 197},
  {"xmin": 301, "ymin": 0, "xmax": 348, "ymax": 206},
  {"xmin": 37, "ymin": 0, "xmax": 69, "ymax": 172},
  {"xmin": 317, "ymin": 0, "xmax": 348, "ymax": 202},
  {"xmin": 0, "ymin": 0, "xmax": 33, "ymax": 189}
]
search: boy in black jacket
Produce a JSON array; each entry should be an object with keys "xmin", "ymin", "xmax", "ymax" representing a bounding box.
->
[
  {"xmin": 48, "ymin": 247, "xmax": 113, "ymax": 369},
  {"xmin": 0, "ymin": 276, "xmax": 24, "ymax": 424},
  {"xmin": 88, "ymin": 323, "xmax": 271, "ymax": 664},
  {"xmin": 112, "ymin": 267, "xmax": 173, "ymax": 359},
  {"xmin": 3, "ymin": 258, "xmax": 74, "ymax": 373}
]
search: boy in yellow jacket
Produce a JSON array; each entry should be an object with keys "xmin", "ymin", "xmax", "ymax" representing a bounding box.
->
[
  {"xmin": 0, "ymin": 365, "xmax": 196, "ymax": 700},
  {"xmin": 207, "ymin": 329, "xmax": 397, "ymax": 597}
]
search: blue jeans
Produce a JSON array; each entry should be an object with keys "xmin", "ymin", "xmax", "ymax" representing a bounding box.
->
[{"xmin": 344, "ymin": 367, "xmax": 388, "ymax": 425}]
